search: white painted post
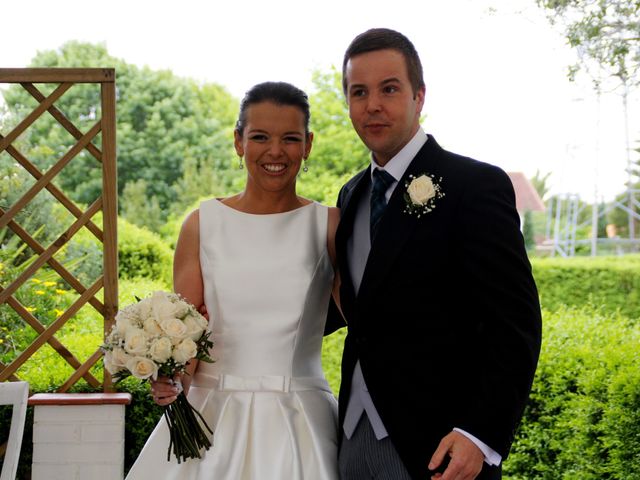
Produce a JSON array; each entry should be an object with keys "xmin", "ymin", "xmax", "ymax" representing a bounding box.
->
[{"xmin": 29, "ymin": 393, "xmax": 131, "ymax": 480}]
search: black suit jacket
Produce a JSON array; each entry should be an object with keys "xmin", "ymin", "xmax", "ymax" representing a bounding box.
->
[{"xmin": 332, "ymin": 135, "xmax": 542, "ymax": 479}]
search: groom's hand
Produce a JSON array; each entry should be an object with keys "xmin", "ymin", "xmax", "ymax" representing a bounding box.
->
[{"xmin": 428, "ymin": 431, "xmax": 484, "ymax": 480}]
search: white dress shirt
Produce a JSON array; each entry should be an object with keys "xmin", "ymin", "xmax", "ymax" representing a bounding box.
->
[{"xmin": 343, "ymin": 127, "xmax": 501, "ymax": 466}]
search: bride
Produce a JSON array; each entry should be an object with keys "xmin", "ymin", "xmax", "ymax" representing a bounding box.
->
[{"xmin": 126, "ymin": 81, "xmax": 340, "ymax": 480}]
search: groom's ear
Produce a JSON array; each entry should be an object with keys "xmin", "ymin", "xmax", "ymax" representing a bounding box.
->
[
  {"xmin": 233, "ymin": 130, "xmax": 244, "ymax": 157},
  {"xmin": 414, "ymin": 85, "xmax": 425, "ymax": 112}
]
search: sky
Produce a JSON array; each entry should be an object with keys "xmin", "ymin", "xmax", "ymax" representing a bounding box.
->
[{"xmin": 1, "ymin": 0, "xmax": 638, "ymax": 202}]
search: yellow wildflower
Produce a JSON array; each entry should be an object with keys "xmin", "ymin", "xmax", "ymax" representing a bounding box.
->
[
  {"xmin": 43, "ymin": 281, "xmax": 57, "ymax": 287},
  {"xmin": 54, "ymin": 309, "xmax": 65, "ymax": 317},
  {"xmin": 35, "ymin": 290, "xmax": 45, "ymax": 295},
  {"xmin": 31, "ymin": 278, "xmax": 42, "ymax": 284},
  {"xmin": 56, "ymin": 289, "xmax": 66, "ymax": 295},
  {"xmin": 26, "ymin": 307, "xmax": 36, "ymax": 312}
]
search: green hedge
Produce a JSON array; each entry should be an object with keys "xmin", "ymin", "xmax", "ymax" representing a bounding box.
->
[
  {"xmin": 118, "ymin": 218, "xmax": 173, "ymax": 285},
  {"xmin": 504, "ymin": 306, "xmax": 640, "ymax": 479},
  {"xmin": 531, "ymin": 255, "xmax": 640, "ymax": 319}
]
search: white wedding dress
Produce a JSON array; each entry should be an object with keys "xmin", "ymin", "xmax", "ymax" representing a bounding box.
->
[{"xmin": 126, "ymin": 199, "xmax": 338, "ymax": 480}]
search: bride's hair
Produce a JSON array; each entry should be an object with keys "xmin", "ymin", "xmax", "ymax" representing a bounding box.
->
[{"xmin": 235, "ymin": 81, "xmax": 310, "ymax": 136}]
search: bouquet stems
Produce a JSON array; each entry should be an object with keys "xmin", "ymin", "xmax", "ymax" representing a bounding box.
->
[{"xmin": 164, "ymin": 391, "xmax": 213, "ymax": 463}]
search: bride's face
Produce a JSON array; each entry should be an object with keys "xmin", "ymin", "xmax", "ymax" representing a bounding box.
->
[{"xmin": 234, "ymin": 101, "xmax": 313, "ymax": 194}]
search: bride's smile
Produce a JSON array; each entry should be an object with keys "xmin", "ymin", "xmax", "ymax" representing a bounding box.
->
[{"xmin": 262, "ymin": 162, "xmax": 287, "ymax": 174}]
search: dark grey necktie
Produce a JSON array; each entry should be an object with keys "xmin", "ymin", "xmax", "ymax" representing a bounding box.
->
[{"xmin": 370, "ymin": 168, "xmax": 395, "ymax": 241}]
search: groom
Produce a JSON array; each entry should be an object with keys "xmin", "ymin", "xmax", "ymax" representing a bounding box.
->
[{"xmin": 332, "ymin": 28, "xmax": 542, "ymax": 479}]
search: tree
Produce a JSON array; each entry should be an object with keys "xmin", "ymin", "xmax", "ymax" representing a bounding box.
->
[
  {"xmin": 536, "ymin": 1, "xmax": 640, "ymax": 242},
  {"xmin": 1, "ymin": 41, "xmax": 239, "ymax": 229},
  {"xmin": 536, "ymin": 0, "xmax": 640, "ymax": 87},
  {"xmin": 523, "ymin": 210, "xmax": 536, "ymax": 250},
  {"xmin": 530, "ymin": 169, "xmax": 552, "ymax": 201}
]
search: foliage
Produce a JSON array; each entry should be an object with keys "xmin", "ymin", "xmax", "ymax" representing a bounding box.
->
[
  {"xmin": 531, "ymin": 255, "xmax": 640, "ymax": 318},
  {"xmin": 1, "ymin": 41, "xmax": 239, "ymax": 230},
  {"xmin": 523, "ymin": 210, "xmax": 536, "ymax": 250},
  {"xmin": 0, "ymin": 161, "xmax": 59, "ymax": 252},
  {"xmin": 503, "ymin": 306, "xmax": 640, "ymax": 479},
  {"xmin": 321, "ymin": 328, "xmax": 346, "ymax": 396},
  {"xmin": 120, "ymin": 179, "xmax": 164, "ymax": 232},
  {"xmin": 0, "ymin": 274, "xmax": 75, "ymax": 362},
  {"xmin": 536, "ymin": 0, "xmax": 640, "ymax": 86},
  {"xmin": 307, "ymin": 68, "xmax": 369, "ymax": 176},
  {"xmin": 117, "ymin": 218, "xmax": 173, "ymax": 285},
  {"xmin": 530, "ymin": 169, "xmax": 552, "ymax": 201}
]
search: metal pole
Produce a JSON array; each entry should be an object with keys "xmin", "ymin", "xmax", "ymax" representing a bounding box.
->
[
  {"xmin": 591, "ymin": 89, "xmax": 601, "ymax": 256},
  {"xmin": 622, "ymin": 82, "xmax": 635, "ymax": 245}
]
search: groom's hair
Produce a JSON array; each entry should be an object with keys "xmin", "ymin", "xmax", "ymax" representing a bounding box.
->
[
  {"xmin": 342, "ymin": 28, "xmax": 425, "ymax": 98},
  {"xmin": 235, "ymin": 81, "xmax": 310, "ymax": 136}
]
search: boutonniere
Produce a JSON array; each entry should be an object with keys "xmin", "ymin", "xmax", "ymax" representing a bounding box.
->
[{"xmin": 403, "ymin": 173, "xmax": 445, "ymax": 217}]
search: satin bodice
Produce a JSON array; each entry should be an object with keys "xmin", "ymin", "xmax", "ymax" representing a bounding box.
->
[{"xmin": 194, "ymin": 199, "xmax": 334, "ymax": 383}]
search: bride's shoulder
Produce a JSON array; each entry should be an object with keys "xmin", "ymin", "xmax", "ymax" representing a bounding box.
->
[{"xmin": 180, "ymin": 208, "xmax": 200, "ymax": 234}]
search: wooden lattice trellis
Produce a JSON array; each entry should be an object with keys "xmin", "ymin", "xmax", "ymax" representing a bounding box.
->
[{"xmin": 0, "ymin": 68, "xmax": 118, "ymax": 393}]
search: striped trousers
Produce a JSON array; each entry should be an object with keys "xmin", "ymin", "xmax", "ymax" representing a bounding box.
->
[{"xmin": 338, "ymin": 415, "xmax": 413, "ymax": 479}]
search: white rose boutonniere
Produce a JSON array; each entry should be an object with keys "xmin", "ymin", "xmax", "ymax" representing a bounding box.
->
[{"xmin": 403, "ymin": 173, "xmax": 445, "ymax": 217}]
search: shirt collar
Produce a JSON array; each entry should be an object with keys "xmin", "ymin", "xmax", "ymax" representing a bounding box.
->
[{"xmin": 369, "ymin": 128, "xmax": 428, "ymax": 182}]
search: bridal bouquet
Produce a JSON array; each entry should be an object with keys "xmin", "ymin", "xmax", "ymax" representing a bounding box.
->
[{"xmin": 102, "ymin": 291, "xmax": 214, "ymax": 463}]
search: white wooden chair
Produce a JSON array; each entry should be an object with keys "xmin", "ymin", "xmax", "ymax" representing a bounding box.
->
[{"xmin": 0, "ymin": 382, "xmax": 29, "ymax": 480}]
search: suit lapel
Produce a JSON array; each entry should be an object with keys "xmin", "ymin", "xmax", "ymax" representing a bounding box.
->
[{"xmin": 356, "ymin": 139, "xmax": 441, "ymax": 305}]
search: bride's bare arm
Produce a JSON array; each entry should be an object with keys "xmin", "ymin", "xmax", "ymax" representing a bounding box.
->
[
  {"xmin": 151, "ymin": 209, "xmax": 204, "ymax": 405},
  {"xmin": 327, "ymin": 207, "xmax": 341, "ymax": 307}
]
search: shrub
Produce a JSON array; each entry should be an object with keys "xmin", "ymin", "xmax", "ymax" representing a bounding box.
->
[
  {"xmin": 118, "ymin": 218, "xmax": 173, "ymax": 285},
  {"xmin": 504, "ymin": 306, "xmax": 640, "ymax": 479},
  {"xmin": 321, "ymin": 328, "xmax": 346, "ymax": 396},
  {"xmin": 531, "ymin": 255, "xmax": 640, "ymax": 319}
]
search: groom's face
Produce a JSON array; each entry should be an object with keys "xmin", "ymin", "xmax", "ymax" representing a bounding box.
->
[{"xmin": 345, "ymin": 48, "xmax": 425, "ymax": 167}]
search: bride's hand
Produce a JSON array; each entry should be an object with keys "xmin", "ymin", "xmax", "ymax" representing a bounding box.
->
[
  {"xmin": 198, "ymin": 304, "xmax": 209, "ymax": 321},
  {"xmin": 150, "ymin": 376, "xmax": 183, "ymax": 406}
]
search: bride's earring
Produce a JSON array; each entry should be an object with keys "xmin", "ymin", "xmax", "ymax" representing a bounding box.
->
[
  {"xmin": 302, "ymin": 158, "xmax": 308, "ymax": 173},
  {"xmin": 238, "ymin": 156, "xmax": 244, "ymax": 170}
]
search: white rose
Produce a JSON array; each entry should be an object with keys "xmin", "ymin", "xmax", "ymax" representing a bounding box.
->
[
  {"xmin": 104, "ymin": 351, "xmax": 124, "ymax": 375},
  {"xmin": 172, "ymin": 338, "xmax": 198, "ymax": 364},
  {"xmin": 124, "ymin": 328, "xmax": 149, "ymax": 355},
  {"xmin": 151, "ymin": 291, "xmax": 184, "ymax": 324},
  {"xmin": 115, "ymin": 314, "xmax": 135, "ymax": 335},
  {"xmin": 193, "ymin": 312, "xmax": 208, "ymax": 330},
  {"xmin": 149, "ymin": 337, "xmax": 173, "ymax": 363},
  {"xmin": 407, "ymin": 175, "xmax": 436, "ymax": 205},
  {"xmin": 172, "ymin": 299, "xmax": 190, "ymax": 319},
  {"xmin": 137, "ymin": 298, "xmax": 153, "ymax": 319},
  {"xmin": 183, "ymin": 315, "xmax": 207, "ymax": 341},
  {"xmin": 160, "ymin": 317, "xmax": 188, "ymax": 340},
  {"xmin": 126, "ymin": 356, "xmax": 158, "ymax": 380},
  {"xmin": 110, "ymin": 347, "xmax": 131, "ymax": 368},
  {"xmin": 143, "ymin": 317, "xmax": 163, "ymax": 335}
]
